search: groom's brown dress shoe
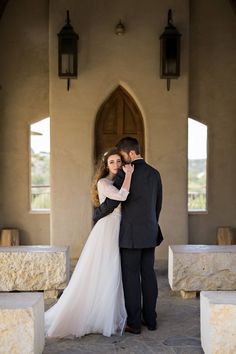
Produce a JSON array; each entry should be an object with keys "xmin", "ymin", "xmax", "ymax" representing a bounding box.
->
[{"xmin": 125, "ymin": 325, "xmax": 141, "ymax": 334}]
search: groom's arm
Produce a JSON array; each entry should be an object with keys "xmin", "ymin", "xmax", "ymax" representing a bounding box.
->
[
  {"xmin": 156, "ymin": 172, "xmax": 163, "ymax": 245},
  {"xmin": 156, "ymin": 172, "xmax": 163, "ymax": 221},
  {"xmin": 93, "ymin": 169, "xmax": 125, "ymax": 224}
]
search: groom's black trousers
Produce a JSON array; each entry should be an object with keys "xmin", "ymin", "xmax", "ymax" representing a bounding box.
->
[{"xmin": 120, "ymin": 247, "xmax": 158, "ymax": 329}]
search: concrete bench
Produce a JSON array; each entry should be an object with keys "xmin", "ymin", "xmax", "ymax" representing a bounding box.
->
[
  {"xmin": 168, "ymin": 245, "xmax": 236, "ymax": 296},
  {"xmin": 0, "ymin": 246, "xmax": 70, "ymax": 298},
  {"xmin": 201, "ymin": 291, "xmax": 236, "ymax": 354},
  {"xmin": 0, "ymin": 292, "xmax": 45, "ymax": 354}
]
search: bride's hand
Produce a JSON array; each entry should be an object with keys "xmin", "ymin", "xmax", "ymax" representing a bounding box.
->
[{"xmin": 122, "ymin": 164, "xmax": 134, "ymax": 174}]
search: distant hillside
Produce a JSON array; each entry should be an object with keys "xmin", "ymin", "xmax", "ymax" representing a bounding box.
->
[
  {"xmin": 188, "ymin": 159, "xmax": 206, "ymax": 210},
  {"xmin": 188, "ymin": 159, "xmax": 206, "ymax": 175}
]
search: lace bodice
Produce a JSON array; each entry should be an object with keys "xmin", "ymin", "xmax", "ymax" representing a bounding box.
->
[{"xmin": 97, "ymin": 178, "xmax": 129, "ymax": 206}]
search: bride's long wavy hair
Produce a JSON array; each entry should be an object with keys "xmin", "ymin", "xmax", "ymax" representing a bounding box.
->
[{"xmin": 91, "ymin": 147, "xmax": 123, "ymax": 207}]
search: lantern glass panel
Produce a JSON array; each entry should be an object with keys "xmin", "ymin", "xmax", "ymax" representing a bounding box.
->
[
  {"xmin": 164, "ymin": 38, "xmax": 178, "ymax": 75},
  {"xmin": 61, "ymin": 38, "xmax": 74, "ymax": 54},
  {"xmin": 61, "ymin": 54, "xmax": 74, "ymax": 75}
]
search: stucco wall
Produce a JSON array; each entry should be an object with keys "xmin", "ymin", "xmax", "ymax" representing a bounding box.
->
[
  {"xmin": 0, "ymin": 0, "xmax": 235, "ymax": 259},
  {"xmin": 49, "ymin": 0, "xmax": 189, "ymax": 259},
  {"xmin": 189, "ymin": 0, "xmax": 236, "ymax": 244},
  {"xmin": 0, "ymin": 0, "xmax": 50, "ymax": 244}
]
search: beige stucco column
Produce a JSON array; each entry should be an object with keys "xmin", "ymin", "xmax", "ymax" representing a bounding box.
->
[{"xmin": 49, "ymin": 0, "xmax": 189, "ymax": 260}]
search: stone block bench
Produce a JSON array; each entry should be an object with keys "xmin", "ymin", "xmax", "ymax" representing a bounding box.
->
[
  {"xmin": 0, "ymin": 292, "xmax": 44, "ymax": 354},
  {"xmin": 201, "ymin": 291, "xmax": 236, "ymax": 354},
  {"xmin": 0, "ymin": 246, "xmax": 70, "ymax": 298},
  {"xmin": 168, "ymin": 245, "xmax": 236, "ymax": 297}
]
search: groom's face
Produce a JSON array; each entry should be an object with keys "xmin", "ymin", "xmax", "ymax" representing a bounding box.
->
[{"xmin": 120, "ymin": 150, "xmax": 131, "ymax": 163}]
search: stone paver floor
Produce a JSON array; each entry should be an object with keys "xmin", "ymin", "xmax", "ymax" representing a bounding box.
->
[{"xmin": 44, "ymin": 270, "xmax": 204, "ymax": 354}]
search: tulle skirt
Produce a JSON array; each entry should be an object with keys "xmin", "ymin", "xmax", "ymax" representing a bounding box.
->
[{"xmin": 45, "ymin": 211, "xmax": 127, "ymax": 338}]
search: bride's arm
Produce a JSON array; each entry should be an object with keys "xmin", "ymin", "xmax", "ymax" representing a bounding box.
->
[
  {"xmin": 121, "ymin": 164, "xmax": 134, "ymax": 193},
  {"xmin": 98, "ymin": 164, "xmax": 134, "ymax": 201},
  {"xmin": 93, "ymin": 165, "xmax": 134, "ymax": 223}
]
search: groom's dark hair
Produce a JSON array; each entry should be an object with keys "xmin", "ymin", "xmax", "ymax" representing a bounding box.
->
[{"xmin": 116, "ymin": 137, "xmax": 141, "ymax": 154}]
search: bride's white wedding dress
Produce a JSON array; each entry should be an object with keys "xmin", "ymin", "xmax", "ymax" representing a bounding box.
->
[{"xmin": 45, "ymin": 178, "xmax": 128, "ymax": 338}]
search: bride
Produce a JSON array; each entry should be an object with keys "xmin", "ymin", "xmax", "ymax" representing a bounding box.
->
[{"xmin": 45, "ymin": 147, "xmax": 134, "ymax": 338}]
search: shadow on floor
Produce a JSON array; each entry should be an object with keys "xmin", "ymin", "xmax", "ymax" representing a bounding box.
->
[{"xmin": 44, "ymin": 269, "xmax": 204, "ymax": 354}]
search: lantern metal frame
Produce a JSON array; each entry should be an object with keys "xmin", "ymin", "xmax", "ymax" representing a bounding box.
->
[
  {"xmin": 160, "ymin": 9, "xmax": 181, "ymax": 91},
  {"xmin": 58, "ymin": 10, "xmax": 79, "ymax": 91}
]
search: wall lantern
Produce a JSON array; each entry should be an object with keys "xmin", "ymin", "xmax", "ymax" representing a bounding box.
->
[
  {"xmin": 160, "ymin": 9, "xmax": 181, "ymax": 91},
  {"xmin": 58, "ymin": 10, "xmax": 79, "ymax": 91}
]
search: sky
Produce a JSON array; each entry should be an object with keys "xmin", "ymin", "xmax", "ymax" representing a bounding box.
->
[
  {"xmin": 188, "ymin": 118, "xmax": 207, "ymax": 159},
  {"xmin": 30, "ymin": 117, "xmax": 50, "ymax": 153}
]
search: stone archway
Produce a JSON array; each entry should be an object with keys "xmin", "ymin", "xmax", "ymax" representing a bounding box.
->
[{"xmin": 95, "ymin": 86, "xmax": 145, "ymax": 161}]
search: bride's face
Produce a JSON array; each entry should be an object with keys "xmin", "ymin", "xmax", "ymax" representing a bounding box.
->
[{"xmin": 107, "ymin": 154, "xmax": 122, "ymax": 177}]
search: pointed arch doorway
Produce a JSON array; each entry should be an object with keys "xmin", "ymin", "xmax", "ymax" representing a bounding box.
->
[{"xmin": 95, "ymin": 86, "xmax": 145, "ymax": 161}]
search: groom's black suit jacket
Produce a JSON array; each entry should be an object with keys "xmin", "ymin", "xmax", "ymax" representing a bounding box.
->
[{"xmin": 93, "ymin": 159, "xmax": 163, "ymax": 248}]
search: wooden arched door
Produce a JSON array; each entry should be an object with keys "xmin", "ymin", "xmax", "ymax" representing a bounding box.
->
[{"xmin": 95, "ymin": 86, "xmax": 145, "ymax": 161}]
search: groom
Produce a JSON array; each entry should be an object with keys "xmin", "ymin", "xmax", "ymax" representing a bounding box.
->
[{"xmin": 93, "ymin": 137, "xmax": 163, "ymax": 334}]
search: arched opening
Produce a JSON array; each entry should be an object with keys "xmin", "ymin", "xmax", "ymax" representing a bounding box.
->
[
  {"xmin": 95, "ymin": 86, "xmax": 145, "ymax": 162},
  {"xmin": 188, "ymin": 118, "xmax": 208, "ymax": 212},
  {"xmin": 30, "ymin": 117, "xmax": 50, "ymax": 212}
]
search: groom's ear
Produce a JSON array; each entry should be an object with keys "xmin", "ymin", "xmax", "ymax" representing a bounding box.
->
[{"xmin": 129, "ymin": 151, "xmax": 136, "ymax": 159}]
